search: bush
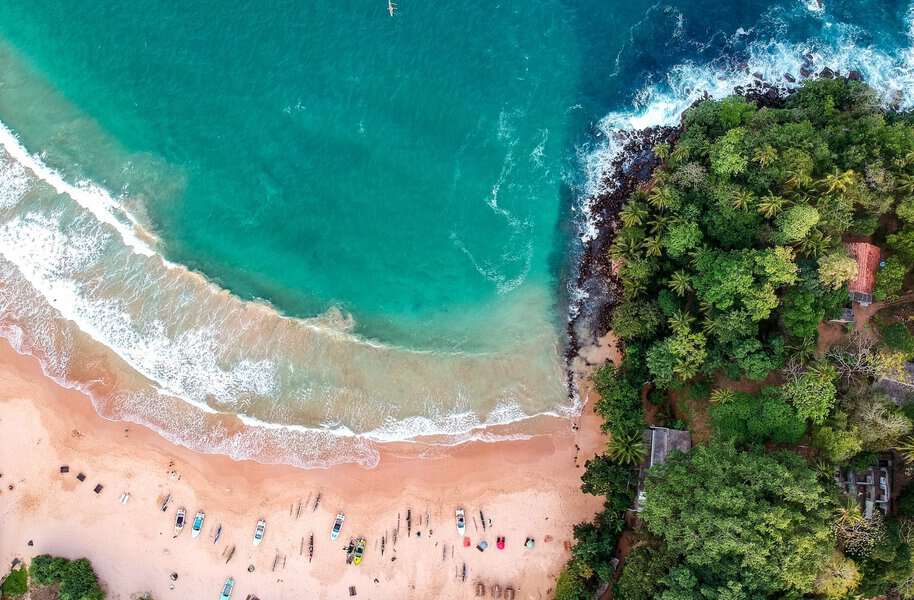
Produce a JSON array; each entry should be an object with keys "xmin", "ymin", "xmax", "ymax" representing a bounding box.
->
[
  {"xmin": 881, "ymin": 322, "xmax": 914, "ymax": 355},
  {"xmin": 1, "ymin": 565, "xmax": 28, "ymax": 598},
  {"xmin": 710, "ymin": 388, "xmax": 807, "ymax": 446},
  {"xmin": 28, "ymin": 556, "xmax": 104, "ymax": 600}
]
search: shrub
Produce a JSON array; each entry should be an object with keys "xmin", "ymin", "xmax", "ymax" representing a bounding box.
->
[
  {"xmin": 1, "ymin": 565, "xmax": 28, "ymax": 598},
  {"xmin": 28, "ymin": 556, "xmax": 104, "ymax": 600}
]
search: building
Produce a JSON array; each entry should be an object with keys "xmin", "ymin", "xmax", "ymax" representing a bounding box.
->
[
  {"xmin": 846, "ymin": 242, "xmax": 881, "ymax": 306},
  {"xmin": 633, "ymin": 426, "xmax": 692, "ymax": 512},
  {"xmin": 836, "ymin": 456, "xmax": 893, "ymax": 519}
]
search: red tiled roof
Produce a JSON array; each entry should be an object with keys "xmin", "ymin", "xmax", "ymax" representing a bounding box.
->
[{"xmin": 846, "ymin": 242, "xmax": 880, "ymax": 295}]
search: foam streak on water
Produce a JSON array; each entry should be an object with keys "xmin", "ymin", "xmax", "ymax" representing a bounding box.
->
[{"xmin": 0, "ymin": 126, "xmax": 569, "ymax": 468}]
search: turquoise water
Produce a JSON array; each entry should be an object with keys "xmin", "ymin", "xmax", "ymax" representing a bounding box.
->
[
  {"xmin": 0, "ymin": 0, "xmax": 911, "ymax": 466},
  {"xmin": 0, "ymin": 0, "xmax": 595, "ymax": 350}
]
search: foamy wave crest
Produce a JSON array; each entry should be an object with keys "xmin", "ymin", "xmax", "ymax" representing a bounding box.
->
[
  {"xmin": 0, "ymin": 127, "xmax": 570, "ymax": 467},
  {"xmin": 580, "ymin": 7, "xmax": 914, "ymax": 235}
]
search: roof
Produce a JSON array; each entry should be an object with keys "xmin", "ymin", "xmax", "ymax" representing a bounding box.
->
[
  {"xmin": 846, "ymin": 242, "xmax": 880, "ymax": 296},
  {"xmin": 648, "ymin": 427, "xmax": 692, "ymax": 468}
]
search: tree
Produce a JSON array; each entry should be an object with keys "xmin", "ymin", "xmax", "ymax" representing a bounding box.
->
[
  {"xmin": 580, "ymin": 455, "xmax": 637, "ymax": 498},
  {"xmin": 758, "ymin": 193, "xmax": 788, "ymax": 218},
  {"xmin": 818, "ymin": 251, "xmax": 859, "ymax": 290},
  {"xmin": 612, "ymin": 300, "xmax": 662, "ymax": 341},
  {"xmin": 593, "ymin": 366, "xmax": 644, "ymax": 438},
  {"xmin": 782, "ymin": 362, "xmax": 838, "ymax": 424},
  {"xmin": 607, "ymin": 429, "xmax": 646, "ymax": 465},
  {"xmin": 614, "ymin": 541, "xmax": 677, "ymax": 600},
  {"xmin": 888, "ymin": 229, "xmax": 914, "ymax": 264},
  {"xmin": 874, "ymin": 256, "xmax": 907, "ymax": 302},
  {"xmin": 1, "ymin": 565, "xmax": 28, "ymax": 598},
  {"xmin": 836, "ymin": 507, "xmax": 887, "ymax": 559},
  {"xmin": 776, "ymin": 204, "xmax": 821, "ymax": 243},
  {"xmin": 710, "ymin": 388, "xmax": 806, "ymax": 446},
  {"xmin": 662, "ymin": 220, "xmax": 702, "ymax": 257},
  {"xmin": 710, "ymin": 127, "xmax": 748, "ymax": 177},
  {"xmin": 813, "ymin": 551, "xmax": 861, "ymax": 599},
  {"xmin": 852, "ymin": 397, "xmax": 912, "ymax": 451},
  {"xmin": 641, "ymin": 443, "xmax": 835, "ymax": 598},
  {"xmin": 646, "ymin": 327, "xmax": 707, "ymax": 388}
]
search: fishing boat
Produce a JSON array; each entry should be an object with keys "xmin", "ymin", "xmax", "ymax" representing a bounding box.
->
[
  {"xmin": 174, "ymin": 508, "xmax": 186, "ymax": 536},
  {"xmin": 387, "ymin": 0, "xmax": 396, "ymax": 17},
  {"xmin": 219, "ymin": 577, "xmax": 234, "ymax": 600},
  {"xmin": 191, "ymin": 511, "xmax": 205, "ymax": 538},
  {"xmin": 352, "ymin": 537, "xmax": 367, "ymax": 566},
  {"xmin": 345, "ymin": 538, "xmax": 356, "ymax": 564},
  {"xmin": 213, "ymin": 524, "xmax": 223, "ymax": 545},
  {"xmin": 456, "ymin": 508, "xmax": 466, "ymax": 536},
  {"xmin": 160, "ymin": 493, "xmax": 171, "ymax": 512},
  {"xmin": 253, "ymin": 519, "xmax": 266, "ymax": 546},
  {"xmin": 330, "ymin": 512, "xmax": 345, "ymax": 541}
]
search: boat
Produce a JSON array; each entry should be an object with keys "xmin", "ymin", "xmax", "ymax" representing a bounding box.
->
[
  {"xmin": 330, "ymin": 512, "xmax": 345, "ymax": 541},
  {"xmin": 252, "ymin": 519, "xmax": 266, "ymax": 546},
  {"xmin": 219, "ymin": 577, "xmax": 235, "ymax": 600},
  {"xmin": 352, "ymin": 537, "xmax": 367, "ymax": 566},
  {"xmin": 174, "ymin": 508, "xmax": 186, "ymax": 535},
  {"xmin": 388, "ymin": 0, "xmax": 396, "ymax": 17},
  {"xmin": 160, "ymin": 493, "xmax": 171, "ymax": 512},
  {"xmin": 192, "ymin": 511, "xmax": 205, "ymax": 538},
  {"xmin": 345, "ymin": 538, "xmax": 356, "ymax": 564},
  {"xmin": 213, "ymin": 524, "xmax": 223, "ymax": 544},
  {"xmin": 456, "ymin": 508, "xmax": 466, "ymax": 536}
]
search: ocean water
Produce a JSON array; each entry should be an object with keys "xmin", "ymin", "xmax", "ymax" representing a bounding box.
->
[{"xmin": 0, "ymin": 0, "xmax": 911, "ymax": 467}]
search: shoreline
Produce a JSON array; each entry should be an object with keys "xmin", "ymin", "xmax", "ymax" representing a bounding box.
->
[{"xmin": 0, "ymin": 336, "xmax": 607, "ymax": 599}]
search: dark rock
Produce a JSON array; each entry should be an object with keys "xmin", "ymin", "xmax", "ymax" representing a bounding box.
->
[
  {"xmin": 800, "ymin": 66, "xmax": 814, "ymax": 78},
  {"xmin": 752, "ymin": 72, "xmax": 764, "ymax": 80},
  {"xmin": 784, "ymin": 72, "xmax": 796, "ymax": 83},
  {"xmin": 819, "ymin": 66, "xmax": 835, "ymax": 79},
  {"xmin": 848, "ymin": 70, "xmax": 863, "ymax": 81},
  {"xmin": 803, "ymin": 52, "xmax": 814, "ymax": 62}
]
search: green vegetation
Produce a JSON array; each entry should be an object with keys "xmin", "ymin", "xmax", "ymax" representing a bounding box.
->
[
  {"xmin": 1, "ymin": 565, "xmax": 27, "ymax": 598},
  {"xmin": 561, "ymin": 79, "xmax": 914, "ymax": 599},
  {"xmin": 30, "ymin": 555, "xmax": 105, "ymax": 600}
]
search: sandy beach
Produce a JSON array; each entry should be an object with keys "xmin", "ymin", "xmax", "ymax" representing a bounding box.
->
[{"xmin": 0, "ymin": 337, "xmax": 608, "ymax": 599}]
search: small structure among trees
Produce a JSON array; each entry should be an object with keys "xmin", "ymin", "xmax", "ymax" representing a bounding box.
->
[
  {"xmin": 847, "ymin": 242, "xmax": 881, "ymax": 306},
  {"xmin": 836, "ymin": 456, "xmax": 893, "ymax": 519},
  {"xmin": 634, "ymin": 426, "xmax": 691, "ymax": 512}
]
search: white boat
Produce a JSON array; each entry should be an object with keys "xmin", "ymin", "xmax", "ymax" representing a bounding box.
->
[
  {"xmin": 330, "ymin": 512, "xmax": 345, "ymax": 541},
  {"xmin": 252, "ymin": 519, "xmax": 266, "ymax": 546},
  {"xmin": 456, "ymin": 508, "xmax": 466, "ymax": 537},
  {"xmin": 174, "ymin": 508, "xmax": 186, "ymax": 536},
  {"xmin": 219, "ymin": 577, "xmax": 234, "ymax": 600},
  {"xmin": 191, "ymin": 511, "xmax": 205, "ymax": 538}
]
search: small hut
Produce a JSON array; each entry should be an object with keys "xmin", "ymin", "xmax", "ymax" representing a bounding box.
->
[{"xmin": 846, "ymin": 242, "xmax": 881, "ymax": 306}]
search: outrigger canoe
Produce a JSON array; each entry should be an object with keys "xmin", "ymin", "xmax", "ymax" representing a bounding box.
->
[
  {"xmin": 330, "ymin": 512, "xmax": 345, "ymax": 541},
  {"xmin": 456, "ymin": 508, "xmax": 466, "ymax": 536},
  {"xmin": 174, "ymin": 508, "xmax": 186, "ymax": 536},
  {"xmin": 252, "ymin": 519, "xmax": 266, "ymax": 546},
  {"xmin": 353, "ymin": 537, "xmax": 366, "ymax": 566},
  {"xmin": 191, "ymin": 511, "xmax": 205, "ymax": 538}
]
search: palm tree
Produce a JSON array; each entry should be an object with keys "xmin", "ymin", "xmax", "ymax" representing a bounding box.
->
[
  {"xmin": 784, "ymin": 167, "xmax": 813, "ymax": 191},
  {"xmin": 835, "ymin": 495, "xmax": 865, "ymax": 528},
  {"xmin": 797, "ymin": 228, "xmax": 830, "ymax": 258},
  {"xmin": 649, "ymin": 186, "xmax": 677, "ymax": 211},
  {"xmin": 670, "ymin": 144, "xmax": 690, "ymax": 165},
  {"xmin": 758, "ymin": 193, "xmax": 787, "ymax": 218},
  {"xmin": 668, "ymin": 271, "xmax": 692, "ymax": 296},
  {"xmin": 730, "ymin": 188, "xmax": 755, "ymax": 211},
  {"xmin": 897, "ymin": 174, "xmax": 914, "ymax": 195},
  {"xmin": 897, "ymin": 435, "xmax": 914, "ymax": 464},
  {"xmin": 753, "ymin": 145, "xmax": 777, "ymax": 167},
  {"xmin": 654, "ymin": 143, "xmax": 671, "ymax": 161},
  {"xmin": 668, "ymin": 309, "xmax": 695, "ymax": 333},
  {"xmin": 787, "ymin": 336, "xmax": 817, "ymax": 363},
  {"xmin": 647, "ymin": 214, "xmax": 670, "ymax": 235},
  {"xmin": 607, "ymin": 429, "xmax": 646, "ymax": 465},
  {"xmin": 620, "ymin": 202, "xmax": 648, "ymax": 228},
  {"xmin": 819, "ymin": 168, "xmax": 857, "ymax": 195},
  {"xmin": 710, "ymin": 387, "xmax": 737, "ymax": 404},
  {"xmin": 642, "ymin": 236, "xmax": 663, "ymax": 258},
  {"xmin": 609, "ymin": 236, "xmax": 641, "ymax": 261}
]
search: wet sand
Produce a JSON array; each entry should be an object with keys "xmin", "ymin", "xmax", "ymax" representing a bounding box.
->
[{"xmin": 0, "ymin": 338, "xmax": 607, "ymax": 599}]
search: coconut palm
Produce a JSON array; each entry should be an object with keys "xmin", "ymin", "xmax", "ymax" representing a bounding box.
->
[
  {"xmin": 785, "ymin": 167, "xmax": 813, "ymax": 191},
  {"xmin": 758, "ymin": 193, "xmax": 788, "ymax": 218},
  {"xmin": 642, "ymin": 236, "xmax": 663, "ymax": 258},
  {"xmin": 654, "ymin": 143, "xmax": 671, "ymax": 161},
  {"xmin": 819, "ymin": 168, "xmax": 858, "ymax": 195},
  {"xmin": 670, "ymin": 144, "xmax": 690, "ymax": 165},
  {"xmin": 897, "ymin": 174, "xmax": 914, "ymax": 195},
  {"xmin": 647, "ymin": 214, "xmax": 670, "ymax": 235},
  {"xmin": 668, "ymin": 309, "xmax": 695, "ymax": 333},
  {"xmin": 609, "ymin": 236, "xmax": 641, "ymax": 261},
  {"xmin": 787, "ymin": 336, "xmax": 817, "ymax": 363},
  {"xmin": 753, "ymin": 145, "xmax": 777, "ymax": 167},
  {"xmin": 835, "ymin": 495, "xmax": 865, "ymax": 528},
  {"xmin": 606, "ymin": 429, "xmax": 646, "ymax": 465},
  {"xmin": 796, "ymin": 228, "xmax": 830, "ymax": 258},
  {"xmin": 710, "ymin": 387, "xmax": 737, "ymax": 405},
  {"xmin": 620, "ymin": 202, "xmax": 649, "ymax": 228},
  {"xmin": 649, "ymin": 186, "xmax": 677, "ymax": 211},
  {"xmin": 668, "ymin": 271, "xmax": 692, "ymax": 296},
  {"xmin": 730, "ymin": 188, "xmax": 755, "ymax": 211},
  {"xmin": 897, "ymin": 435, "xmax": 914, "ymax": 464}
]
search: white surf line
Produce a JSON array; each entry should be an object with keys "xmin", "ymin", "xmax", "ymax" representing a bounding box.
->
[{"xmin": 0, "ymin": 122, "xmax": 156, "ymax": 257}]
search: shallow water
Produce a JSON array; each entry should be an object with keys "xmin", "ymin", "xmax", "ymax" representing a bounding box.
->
[{"xmin": 0, "ymin": 0, "xmax": 910, "ymax": 466}]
